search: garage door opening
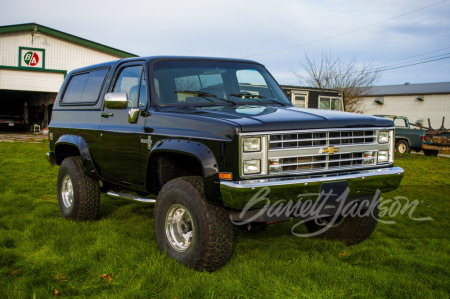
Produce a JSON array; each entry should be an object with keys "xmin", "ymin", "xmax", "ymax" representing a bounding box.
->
[{"xmin": 0, "ymin": 90, "xmax": 56, "ymax": 132}]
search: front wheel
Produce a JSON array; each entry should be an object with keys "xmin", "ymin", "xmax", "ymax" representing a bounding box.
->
[
  {"xmin": 57, "ymin": 156, "xmax": 100, "ymax": 221},
  {"xmin": 154, "ymin": 176, "xmax": 234, "ymax": 271}
]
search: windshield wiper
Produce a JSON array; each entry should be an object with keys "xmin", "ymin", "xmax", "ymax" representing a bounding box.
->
[
  {"xmin": 230, "ymin": 92, "xmax": 266, "ymax": 99},
  {"xmin": 230, "ymin": 92, "xmax": 286, "ymax": 106},
  {"xmin": 174, "ymin": 90, "xmax": 237, "ymax": 105}
]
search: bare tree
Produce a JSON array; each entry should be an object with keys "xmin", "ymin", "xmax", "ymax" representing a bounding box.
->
[{"xmin": 292, "ymin": 53, "xmax": 383, "ymax": 113}]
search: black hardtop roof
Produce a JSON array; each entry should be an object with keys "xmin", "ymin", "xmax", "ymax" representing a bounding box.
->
[{"xmin": 69, "ymin": 56, "xmax": 263, "ymax": 75}]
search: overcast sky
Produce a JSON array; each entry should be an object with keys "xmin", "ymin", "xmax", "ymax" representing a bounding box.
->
[{"xmin": 1, "ymin": 0, "xmax": 449, "ymax": 86}]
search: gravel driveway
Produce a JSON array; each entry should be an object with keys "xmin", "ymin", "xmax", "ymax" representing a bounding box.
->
[{"xmin": 0, "ymin": 133, "xmax": 47, "ymax": 143}]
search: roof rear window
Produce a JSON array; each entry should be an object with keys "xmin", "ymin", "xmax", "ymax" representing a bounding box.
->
[{"xmin": 61, "ymin": 68, "xmax": 109, "ymax": 104}]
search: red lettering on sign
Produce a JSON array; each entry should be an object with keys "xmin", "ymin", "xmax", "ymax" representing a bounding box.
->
[{"xmin": 30, "ymin": 52, "xmax": 39, "ymax": 66}]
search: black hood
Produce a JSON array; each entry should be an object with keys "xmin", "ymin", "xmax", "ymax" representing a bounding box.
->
[{"xmin": 165, "ymin": 105, "xmax": 394, "ymax": 132}]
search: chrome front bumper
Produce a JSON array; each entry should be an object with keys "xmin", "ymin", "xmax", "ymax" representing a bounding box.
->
[{"xmin": 220, "ymin": 166, "xmax": 404, "ymax": 209}]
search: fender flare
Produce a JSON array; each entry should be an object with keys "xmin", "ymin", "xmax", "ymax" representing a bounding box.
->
[
  {"xmin": 55, "ymin": 135, "xmax": 99, "ymax": 179},
  {"xmin": 149, "ymin": 139, "xmax": 219, "ymax": 178}
]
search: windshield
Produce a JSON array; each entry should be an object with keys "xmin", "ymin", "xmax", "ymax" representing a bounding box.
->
[{"xmin": 152, "ymin": 60, "xmax": 290, "ymax": 106}]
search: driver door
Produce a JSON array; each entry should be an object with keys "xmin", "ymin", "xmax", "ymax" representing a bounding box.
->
[{"xmin": 98, "ymin": 62, "xmax": 149, "ymax": 187}]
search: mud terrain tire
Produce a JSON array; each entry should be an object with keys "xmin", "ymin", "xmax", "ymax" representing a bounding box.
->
[
  {"xmin": 154, "ymin": 176, "xmax": 234, "ymax": 271},
  {"xmin": 57, "ymin": 157, "xmax": 100, "ymax": 221}
]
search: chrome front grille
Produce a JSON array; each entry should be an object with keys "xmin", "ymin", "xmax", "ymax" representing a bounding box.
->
[
  {"xmin": 270, "ymin": 130, "xmax": 376, "ymax": 149},
  {"xmin": 267, "ymin": 129, "xmax": 385, "ymax": 175},
  {"xmin": 271, "ymin": 152, "xmax": 374, "ymax": 173}
]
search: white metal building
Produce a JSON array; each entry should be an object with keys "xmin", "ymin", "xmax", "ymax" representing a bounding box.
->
[
  {"xmin": 0, "ymin": 23, "xmax": 137, "ymax": 129},
  {"xmin": 361, "ymin": 82, "xmax": 450, "ymax": 128}
]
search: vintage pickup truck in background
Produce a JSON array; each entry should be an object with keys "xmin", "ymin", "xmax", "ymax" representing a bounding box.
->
[
  {"xmin": 374, "ymin": 115, "xmax": 450, "ymax": 156},
  {"xmin": 374, "ymin": 115, "xmax": 426, "ymax": 154}
]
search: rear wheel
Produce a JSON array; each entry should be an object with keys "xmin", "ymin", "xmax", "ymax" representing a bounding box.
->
[
  {"xmin": 396, "ymin": 140, "xmax": 410, "ymax": 154},
  {"xmin": 154, "ymin": 176, "xmax": 234, "ymax": 271},
  {"xmin": 305, "ymin": 203, "xmax": 379, "ymax": 245},
  {"xmin": 423, "ymin": 149, "xmax": 439, "ymax": 156},
  {"xmin": 57, "ymin": 157, "xmax": 100, "ymax": 221}
]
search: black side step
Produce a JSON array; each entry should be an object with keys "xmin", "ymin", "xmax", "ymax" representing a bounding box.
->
[{"xmin": 106, "ymin": 192, "xmax": 156, "ymax": 203}]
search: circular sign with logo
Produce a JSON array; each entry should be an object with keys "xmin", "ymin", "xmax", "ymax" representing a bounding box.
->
[{"xmin": 24, "ymin": 51, "xmax": 40, "ymax": 66}]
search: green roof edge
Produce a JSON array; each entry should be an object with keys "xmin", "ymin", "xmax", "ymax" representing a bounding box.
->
[{"xmin": 0, "ymin": 23, "xmax": 138, "ymax": 58}]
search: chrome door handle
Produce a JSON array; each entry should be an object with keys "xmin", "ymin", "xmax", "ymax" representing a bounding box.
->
[{"xmin": 101, "ymin": 113, "xmax": 114, "ymax": 118}]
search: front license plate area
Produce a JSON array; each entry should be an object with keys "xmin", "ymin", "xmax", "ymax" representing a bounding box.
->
[{"xmin": 319, "ymin": 181, "xmax": 349, "ymax": 202}]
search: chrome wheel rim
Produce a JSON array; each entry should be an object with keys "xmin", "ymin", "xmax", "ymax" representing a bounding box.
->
[
  {"xmin": 398, "ymin": 144, "xmax": 406, "ymax": 153},
  {"xmin": 165, "ymin": 204, "xmax": 193, "ymax": 252},
  {"xmin": 61, "ymin": 175, "xmax": 74, "ymax": 209}
]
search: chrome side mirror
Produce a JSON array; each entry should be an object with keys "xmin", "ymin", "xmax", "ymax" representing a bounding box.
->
[
  {"xmin": 105, "ymin": 93, "xmax": 128, "ymax": 109},
  {"xmin": 104, "ymin": 93, "xmax": 139, "ymax": 123}
]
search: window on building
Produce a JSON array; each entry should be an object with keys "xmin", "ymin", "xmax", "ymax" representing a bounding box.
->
[
  {"xmin": 61, "ymin": 68, "xmax": 108, "ymax": 104},
  {"xmin": 291, "ymin": 92, "xmax": 308, "ymax": 108},
  {"xmin": 319, "ymin": 97, "xmax": 344, "ymax": 111}
]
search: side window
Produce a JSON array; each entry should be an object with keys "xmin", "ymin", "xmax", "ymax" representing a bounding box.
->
[
  {"xmin": 112, "ymin": 65, "xmax": 147, "ymax": 108},
  {"xmin": 154, "ymin": 78, "xmax": 160, "ymax": 101},
  {"xmin": 394, "ymin": 118, "xmax": 407, "ymax": 127},
  {"xmin": 138, "ymin": 71, "xmax": 147, "ymax": 108},
  {"xmin": 62, "ymin": 68, "xmax": 108, "ymax": 104}
]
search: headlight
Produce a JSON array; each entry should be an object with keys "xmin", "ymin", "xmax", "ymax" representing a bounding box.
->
[
  {"xmin": 243, "ymin": 137, "xmax": 261, "ymax": 152},
  {"xmin": 378, "ymin": 131, "xmax": 389, "ymax": 143},
  {"xmin": 378, "ymin": 150, "xmax": 389, "ymax": 163},
  {"xmin": 243, "ymin": 160, "xmax": 261, "ymax": 174}
]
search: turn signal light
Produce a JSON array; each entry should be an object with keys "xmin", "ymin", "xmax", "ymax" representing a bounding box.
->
[{"xmin": 219, "ymin": 172, "xmax": 233, "ymax": 180}]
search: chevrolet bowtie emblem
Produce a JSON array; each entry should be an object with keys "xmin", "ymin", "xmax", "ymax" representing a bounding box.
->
[{"xmin": 323, "ymin": 146, "xmax": 339, "ymax": 154}]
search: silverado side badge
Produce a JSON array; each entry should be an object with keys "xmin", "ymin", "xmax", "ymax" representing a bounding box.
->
[{"xmin": 140, "ymin": 136, "xmax": 153, "ymax": 150}]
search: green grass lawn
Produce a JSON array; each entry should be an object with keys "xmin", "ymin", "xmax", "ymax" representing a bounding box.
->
[{"xmin": 0, "ymin": 142, "xmax": 449, "ymax": 298}]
